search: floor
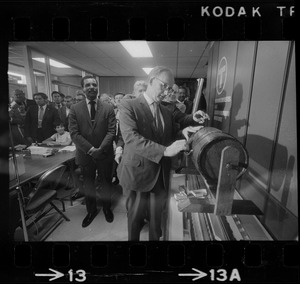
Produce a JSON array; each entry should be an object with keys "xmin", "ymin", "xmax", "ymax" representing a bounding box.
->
[{"xmin": 45, "ymin": 184, "xmax": 152, "ymax": 242}]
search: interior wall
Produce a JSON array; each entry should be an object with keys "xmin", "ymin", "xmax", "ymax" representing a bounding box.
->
[
  {"xmin": 206, "ymin": 41, "xmax": 297, "ymax": 240},
  {"xmin": 98, "ymin": 77, "xmax": 146, "ymax": 96},
  {"xmin": 270, "ymin": 44, "xmax": 297, "ymax": 216},
  {"xmin": 229, "ymin": 41, "xmax": 256, "ymax": 145}
]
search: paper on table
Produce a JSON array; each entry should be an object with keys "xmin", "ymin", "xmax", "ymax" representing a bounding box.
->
[
  {"xmin": 58, "ymin": 145, "xmax": 76, "ymax": 152},
  {"xmin": 27, "ymin": 146, "xmax": 53, "ymax": 155}
]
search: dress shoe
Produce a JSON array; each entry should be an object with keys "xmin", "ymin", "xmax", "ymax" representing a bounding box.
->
[
  {"xmin": 72, "ymin": 192, "xmax": 84, "ymax": 201},
  {"xmin": 103, "ymin": 208, "xmax": 114, "ymax": 223},
  {"xmin": 82, "ymin": 211, "xmax": 98, "ymax": 228}
]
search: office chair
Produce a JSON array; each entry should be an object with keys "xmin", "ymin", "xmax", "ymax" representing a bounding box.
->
[
  {"xmin": 23, "ymin": 164, "xmax": 70, "ymax": 241},
  {"xmin": 54, "ymin": 160, "xmax": 80, "ymax": 208}
]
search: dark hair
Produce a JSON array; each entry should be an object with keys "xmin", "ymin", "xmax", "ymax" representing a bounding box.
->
[
  {"xmin": 178, "ymin": 86, "xmax": 188, "ymax": 93},
  {"xmin": 33, "ymin": 92, "xmax": 48, "ymax": 100},
  {"xmin": 51, "ymin": 91, "xmax": 64, "ymax": 98},
  {"xmin": 81, "ymin": 75, "xmax": 98, "ymax": 88},
  {"xmin": 54, "ymin": 122, "xmax": 65, "ymax": 128}
]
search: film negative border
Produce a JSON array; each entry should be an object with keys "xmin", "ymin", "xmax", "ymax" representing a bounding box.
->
[
  {"xmin": 3, "ymin": 241, "xmax": 298, "ymax": 282},
  {"xmin": 1, "ymin": 1, "xmax": 296, "ymax": 41},
  {"xmin": 1, "ymin": 0, "xmax": 298, "ymax": 283}
]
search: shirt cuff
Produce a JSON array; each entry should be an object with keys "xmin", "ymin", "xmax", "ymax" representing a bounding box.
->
[
  {"xmin": 115, "ymin": 146, "xmax": 123, "ymax": 155},
  {"xmin": 87, "ymin": 146, "xmax": 95, "ymax": 155}
]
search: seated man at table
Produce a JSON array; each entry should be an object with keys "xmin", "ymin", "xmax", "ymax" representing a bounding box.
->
[{"xmin": 42, "ymin": 122, "xmax": 72, "ymax": 146}]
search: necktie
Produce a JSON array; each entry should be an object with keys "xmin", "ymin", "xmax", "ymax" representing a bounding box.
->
[
  {"xmin": 89, "ymin": 100, "xmax": 96, "ymax": 121},
  {"xmin": 153, "ymin": 102, "xmax": 163, "ymax": 136},
  {"xmin": 38, "ymin": 106, "xmax": 44, "ymax": 128},
  {"xmin": 23, "ymin": 101, "xmax": 27, "ymax": 111}
]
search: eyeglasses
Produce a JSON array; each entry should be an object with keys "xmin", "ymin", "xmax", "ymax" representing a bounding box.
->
[{"xmin": 155, "ymin": 77, "xmax": 173, "ymax": 93}]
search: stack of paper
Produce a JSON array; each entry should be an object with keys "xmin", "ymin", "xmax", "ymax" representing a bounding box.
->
[
  {"xmin": 27, "ymin": 146, "xmax": 53, "ymax": 155},
  {"xmin": 58, "ymin": 145, "xmax": 76, "ymax": 152}
]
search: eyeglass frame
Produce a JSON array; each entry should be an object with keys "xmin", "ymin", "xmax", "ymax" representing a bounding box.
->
[{"xmin": 154, "ymin": 77, "xmax": 174, "ymax": 93}]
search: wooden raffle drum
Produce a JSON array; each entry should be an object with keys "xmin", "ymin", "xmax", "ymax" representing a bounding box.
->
[{"xmin": 177, "ymin": 127, "xmax": 262, "ymax": 216}]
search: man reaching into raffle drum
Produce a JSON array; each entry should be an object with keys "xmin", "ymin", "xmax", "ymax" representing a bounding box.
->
[{"xmin": 117, "ymin": 66, "xmax": 210, "ymax": 241}]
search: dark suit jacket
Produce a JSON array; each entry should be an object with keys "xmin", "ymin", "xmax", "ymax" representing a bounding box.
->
[
  {"xmin": 24, "ymin": 104, "xmax": 61, "ymax": 141},
  {"xmin": 58, "ymin": 106, "xmax": 70, "ymax": 131},
  {"xmin": 24, "ymin": 99, "xmax": 36, "ymax": 111},
  {"xmin": 184, "ymin": 99, "xmax": 193, "ymax": 114},
  {"xmin": 117, "ymin": 94, "xmax": 195, "ymax": 193},
  {"xmin": 68, "ymin": 99, "xmax": 116, "ymax": 166}
]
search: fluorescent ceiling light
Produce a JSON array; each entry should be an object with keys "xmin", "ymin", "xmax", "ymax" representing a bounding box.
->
[
  {"xmin": 33, "ymin": 58, "xmax": 71, "ymax": 68},
  {"xmin": 120, "ymin": 41, "xmax": 153, "ymax": 58},
  {"xmin": 8, "ymin": 71, "xmax": 26, "ymax": 84},
  {"xmin": 142, "ymin": 68, "xmax": 153, "ymax": 75}
]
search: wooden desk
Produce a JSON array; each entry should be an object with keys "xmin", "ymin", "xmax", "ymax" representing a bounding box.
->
[{"xmin": 9, "ymin": 151, "xmax": 75, "ymax": 192}]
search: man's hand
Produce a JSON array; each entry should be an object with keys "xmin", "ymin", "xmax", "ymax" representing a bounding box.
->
[
  {"xmin": 89, "ymin": 147, "xmax": 106, "ymax": 160},
  {"xmin": 26, "ymin": 137, "xmax": 33, "ymax": 144},
  {"xmin": 46, "ymin": 141, "xmax": 56, "ymax": 146},
  {"xmin": 182, "ymin": 126, "xmax": 203, "ymax": 140},
  {"xmin": 163, "ymin": 139, "xmax": 187, "ymax": 157},
  {"xmin": 193, "ymin": 110, "xmax": 210, "ymax": 124},
  {"xmin": 114, "ymin": 152, "xmax": 122, "ymax": 164}
]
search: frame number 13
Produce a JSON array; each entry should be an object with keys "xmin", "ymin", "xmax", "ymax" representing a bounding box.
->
[{"xmin": 68, "ymin": 269, "xmax": 86, "ymax": 282}]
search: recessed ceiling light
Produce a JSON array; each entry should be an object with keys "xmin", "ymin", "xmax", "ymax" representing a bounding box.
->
[
  {"xmin": 33, "ymin": 58, "xmax": 71, "ymax": 68},
  {"xmin": 120, "ymin": 41, "xmax": 153, "ymax": 58},
  {"xmin": 142, "ymin": 68, "xmax": 153, "ymax": 75}
]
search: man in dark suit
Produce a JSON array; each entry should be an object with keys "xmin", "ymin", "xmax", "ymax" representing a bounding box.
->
[
  {"xmin": 11, "ymin": 89, "xmax": 36, "ymax": 111},
  {"xmin": 58, "ymin": 95, "xmax": 73, "ymax": 131},
  {"xmin": 178, "ymin": 86, "xmax": 193, "ymax": 114},
  {"xmin": 24, "ymin": 92, "xmax": 61, "ymax": 143},
  {"xmin": 117, "ymin": 66, "xmax": 209, "ymax": 241},
  {"xmin": 69, "ymin": 75, "xmax": 116, "ymax": 228},
  {"xmin": 50, "ymin": 91, "xmax": 65, "ymax": 109}
]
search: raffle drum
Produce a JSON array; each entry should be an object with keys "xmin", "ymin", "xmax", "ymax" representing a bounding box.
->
[
  {"xmin": 188, "ymin": 127, "xmax": 249, "ymax": 185},
  {"xmin": 177, "ymin": 127, "xmax": 262, "ymax": 216}
]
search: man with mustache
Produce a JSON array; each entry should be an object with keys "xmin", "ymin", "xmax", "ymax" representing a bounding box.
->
[{"xmin": 69, "ymin": 75, "xmax": 116, "ymax": 228}]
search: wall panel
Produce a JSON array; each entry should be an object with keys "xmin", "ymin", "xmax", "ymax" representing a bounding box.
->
[
  {"xmin": 212, "ymin": 41, "xmax": 238, "ymax": 132},
  {"xmin": 206, "ymin": 41, "xmax": 219, "ymax": 124},
  {"xmin": 206, "ymin": 41, "xmax": 297, "ymax": 240},
  {"xmin": 229, "ymin": 41, "xmax": 256, "ymax": 144},
  {"xmin": 270, "ymin": 43, "xmax": 297, "ymax": 216},
  {"xmin": 245, "ymin": 41, "xmax": 289, "ymax": 186}
]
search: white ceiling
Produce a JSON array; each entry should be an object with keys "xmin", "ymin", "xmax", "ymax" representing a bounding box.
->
[{"xmin": 9, "ymin": 41, "xmax": 211, "ymax": 79}]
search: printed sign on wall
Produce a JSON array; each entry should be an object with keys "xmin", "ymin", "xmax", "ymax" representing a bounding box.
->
[
  {"xmin": 216, "ymin": 56, "xmax": 227, "ymax": 95},
  {"xmin": 214, "ymin": 56, "xmax": 232, "ymax": 128}
]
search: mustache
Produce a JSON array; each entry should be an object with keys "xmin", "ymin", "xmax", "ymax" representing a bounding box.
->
[{"xmin": 87, "ymin": 89, "xmax": 97, "ymax": 93}]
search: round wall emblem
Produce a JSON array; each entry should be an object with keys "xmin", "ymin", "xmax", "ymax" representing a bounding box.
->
[{"xmin": 216, "ymin": 56, "xmax": 227, "ymax": 95}]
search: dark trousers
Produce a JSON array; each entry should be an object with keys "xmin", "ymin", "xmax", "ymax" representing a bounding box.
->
[
  {"xmin": 82, "ymin": 157, "xmax": 113, "ymax": 214},
  {"xmin": 127, "ymin": 171, "xmax": 168, "ymax": 241},
  {"xmin": 36, "ymin": 128, "xmax": 44, "ymax": 143}
]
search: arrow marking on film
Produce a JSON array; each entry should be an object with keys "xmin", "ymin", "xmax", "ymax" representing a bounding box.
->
[
  {"xmin": 35, "ymin": 268, "xmax": 64, "ymax": 281},
  {"xmin": 179, "ymin": 268, "xmax": 208, "ymax": 281}
]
